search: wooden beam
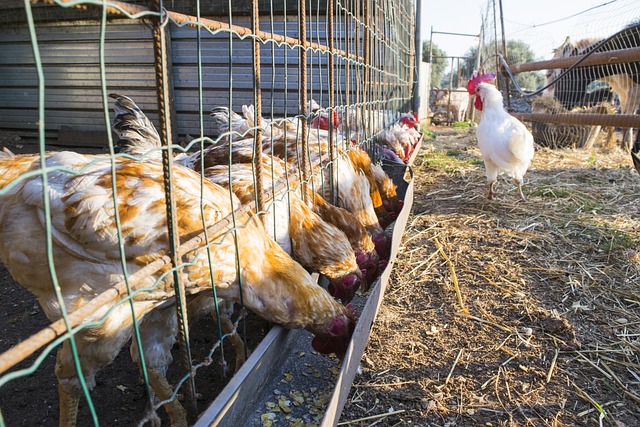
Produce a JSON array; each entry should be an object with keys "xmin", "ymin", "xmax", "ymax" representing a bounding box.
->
[
  {"xmin": 509, "ymin": 47, "xmax": 640, "ymax": 73},
  {"xmin": 513, "ymin": 112, "xmax": 640, "ymax": 128}
]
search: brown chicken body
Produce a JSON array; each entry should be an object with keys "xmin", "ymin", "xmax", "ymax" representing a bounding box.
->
[
  {"xmin": 110, "ymin": 94, "xmax": 364, "ymax": 303},
  {"xmin": 0, "ymin": 150, "xmax": 354, "ymax": 427}
]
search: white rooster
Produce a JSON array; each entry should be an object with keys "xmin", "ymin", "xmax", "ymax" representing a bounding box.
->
[{"xmin": 467, "ymin": 71, "xmax": 535, "ymax": 201}]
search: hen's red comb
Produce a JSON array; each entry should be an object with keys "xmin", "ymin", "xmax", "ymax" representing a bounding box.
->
[{"xmin": 467, "ymin": 70, "xmax": 496, "ymax": 94}]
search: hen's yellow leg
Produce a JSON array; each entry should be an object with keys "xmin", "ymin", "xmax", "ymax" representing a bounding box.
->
[
  {"xmin": 147, "ymin": 368, "xmax": 188, "ymax": 427},
  {"xmin": 57, "ymin": 381, "xmax": 80, "ymax": 427},
  {"xmin": 220, "ymin": 316, "xmax": 246, "ymax": 372}
]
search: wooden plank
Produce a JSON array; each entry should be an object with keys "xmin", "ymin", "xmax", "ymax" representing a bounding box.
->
[
  {"xmin": 510, "ymin": 47, "xmax": 640, "ymax": 73},
  {"xmin": 0, "ymin": 66, "xmax": 157, "ymax": 88},
  {"xmin": 0, "ymin": 21, "xmax": 151, "ymax": 42},
  {"xmin": 513, "ymin": 112, "xmax": 640, "ymax": 128},
  {"xmin": 0, "ymin": 88, "xmax": 156, "ymax": 109},
  {"xmin": 0, "ymin": 42, "xmax": 154, "ymax": 65},
  {"xmin": 57, "ymin": 126, "xmax": 112, "ymax": 148}
]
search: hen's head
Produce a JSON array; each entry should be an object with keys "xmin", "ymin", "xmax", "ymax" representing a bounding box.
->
[
  {"xmin": 398, "ymin": 113, "xmax": 419, "ymax": 129},
  {"xmin": 403, "ymin": 144, "xmax": 412, "ymax": 162},
  {"xmin": 311, "ymin": 110, "xmax": 342, "ymax": 130},
  {"xmin": 372, "ymin": 232, "xmax": 391, "ymax": 264},
  {"xmin": 327, "ymin": 271, "xmax": 363, "ymax": 304},
  {"xmin": 356, "ymin": 249, "xmax": 380, "ymax": 285},
  {"xmin": 467, "ymin": 70, "xmax": 496, "ymax": 111},
  {"xmin": 383, "ymin": 198, "xmax": 403, "ymax": 218},
  {"xmin": 311, "ymin": 304, "xmax": 356, "ymax": 359}
]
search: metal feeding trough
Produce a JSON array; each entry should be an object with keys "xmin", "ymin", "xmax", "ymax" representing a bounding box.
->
[{"xmin": 195, "ymin": 137, "xmax": 422, "ymax": 427}]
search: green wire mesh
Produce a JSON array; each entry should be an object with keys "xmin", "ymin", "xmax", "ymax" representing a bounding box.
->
[{"xmin": 0, "ymin": 0, "xmax": 416, "ymax": 425}]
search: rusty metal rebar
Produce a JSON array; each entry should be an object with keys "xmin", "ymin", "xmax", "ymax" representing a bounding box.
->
[
  {"xmin": 299, "ymin": 0, "xmax": 310, "ymax": 204},
  {"xmin": 150, "ymin": 0, "xmax": 197, "ymax": 420},
  {"xmin": 328, "ymin": 0, "xmax": 336, "ymax": 203},
  {"xmin": 252, "ymin": 0, "xmax": 265, "ymax": 218}
]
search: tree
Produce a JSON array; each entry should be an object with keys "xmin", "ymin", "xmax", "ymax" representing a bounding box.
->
[
  {"xmin": 462, "ymin": 45, "xmax": 478, "ymax": 80},
  {"xmin": 463, "ymin": 40, "xmax": 544, "ymax": 91},
  {"xmin": 503, "ymin": 40, "xmax": 545, "ymax": 90},
  {"xmin": 423, "ymin": 40, "xmax": 447, "ymax": 88}
]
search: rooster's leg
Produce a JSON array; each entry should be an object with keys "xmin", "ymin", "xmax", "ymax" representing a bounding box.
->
[
  {"xmin": 485, "ymin": 161, "xmax": 499, "ymax": 200},
  {"xmin": 130, "ymin": 315, "xmax": 188, "ymax": 426},
  {"xmin": 513, "ymin": 178, "xmax": 526, "ymax": 201},
  {"xmin": 487, "ymin": 181, "xmax": 496, "ymax": 200},
  {"xmin": 55, "ymin": 341, "xmax": 99, "ymax": 427}
]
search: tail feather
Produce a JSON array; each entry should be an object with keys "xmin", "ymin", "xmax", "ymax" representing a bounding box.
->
[
  {"xmin": 108, "ymin": 93, "xmax": 161, "ymax": 157},
  {"xmin": 210, "ymin": 106, "xmax": 253, "ymax": 138},
  {"xmin": 1, "ymin": 147, "xmax": 16, "ymax": 158},
  {"xmin": 210, "ymin": 106, "xmax": 232, "ymax": 136},
  {"xmin": 631, "ymin": 151, "xmax": 640, "ymax": 175}
]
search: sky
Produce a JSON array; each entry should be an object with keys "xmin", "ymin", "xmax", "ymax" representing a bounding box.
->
[{"xmin": 421, "ymin": 0, "xmax": 639, "ymax": 61}]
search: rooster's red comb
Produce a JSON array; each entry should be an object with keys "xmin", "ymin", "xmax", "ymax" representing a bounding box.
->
[{"xmin": 467, "ymin": 70, "xmax": 496, "ymax": 94}]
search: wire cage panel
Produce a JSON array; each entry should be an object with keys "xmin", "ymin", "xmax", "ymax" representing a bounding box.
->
[
  {"xmin": 0, "ymin": 0, "xmax": 419, "ymax": 425},
  {"xmin": 477, "ymin": 0, "xmax": 640, "ymax": 151}
]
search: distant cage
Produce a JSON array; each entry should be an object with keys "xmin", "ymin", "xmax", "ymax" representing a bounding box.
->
[
  {"xmin": 0, "ymin": 0, "xmax": 417, "ymax": 426},
  {"xmin": 476, "ymin": 0, "xmax": 640, "ymax": 151}
]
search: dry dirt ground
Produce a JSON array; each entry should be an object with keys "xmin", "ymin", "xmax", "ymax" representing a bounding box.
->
[{"xmin": 338, "ymin": 126, "xmax": 640, "ymax": 426}]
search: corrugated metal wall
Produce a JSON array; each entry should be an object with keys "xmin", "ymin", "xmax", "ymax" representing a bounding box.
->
[
  {"xmin": 0, "ymin": 16, "xmax": 357, "ymax": 144},
  {"xmin": 0, "ymin": 20, "xmax": 156, "ymax": 141}
]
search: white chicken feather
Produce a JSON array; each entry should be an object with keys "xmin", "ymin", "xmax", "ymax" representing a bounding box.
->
[{"xmin": 470, "ymin": 73, "xmax": 535, "ymax": 201}]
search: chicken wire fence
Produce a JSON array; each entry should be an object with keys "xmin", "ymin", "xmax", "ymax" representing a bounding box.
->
[
  {"xmin": 0, "ymin": 0, "xmax": 417, "ymax": 426},
  {"xmin": 478, "ymin": 0, "xmax": 640, "ymax": 152}
]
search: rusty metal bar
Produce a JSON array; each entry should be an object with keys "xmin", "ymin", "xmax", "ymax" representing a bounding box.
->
[
  {"xmin": 431, "ymin": 55, "xmax": 476, "ymax": 60},
  {"xmin": 345, "ymin": 0, "xmax": 351, "ymax": 110},
  {"xmin": 513, "ymin": 112, "xmax": 640, "ymax": 128},
  {"xmin": 355, "ymin": 0, "xmax": 361, "ymax": 133},
  {"xmin": 252, "ymin": 0, "xmax": 265, "ymax": 218},
  {"xmin": 363, "ymin": 0, "xmax": 370, "ymax": 136},
  {"xmin": 328, "ymin": 0, "xmax": 337, "ymax": 204},
  {"xmin": 299, "ymin": 0, "xmax": 310, "ymax": 204},
  {"xmin": 37, "ymin": 0, "xmax": 364, "ymax": 61},
  {"xmin": 491, "ymin": 0, "xmax": 500, "ymax": 88},
  {"xmin": 431, "ymin": 30, "xmax": 479, "ymax": 38},
  {"xmin": 150, "ymin": 0, "xmax": 197, "ymax": 420},
  {"xmin": 510, "ymin": 47, "xmax": 640, "ymax": 73},
  {"xmin": 497, "ymin": 0, "xmax": 510, "ymax": 110}
]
